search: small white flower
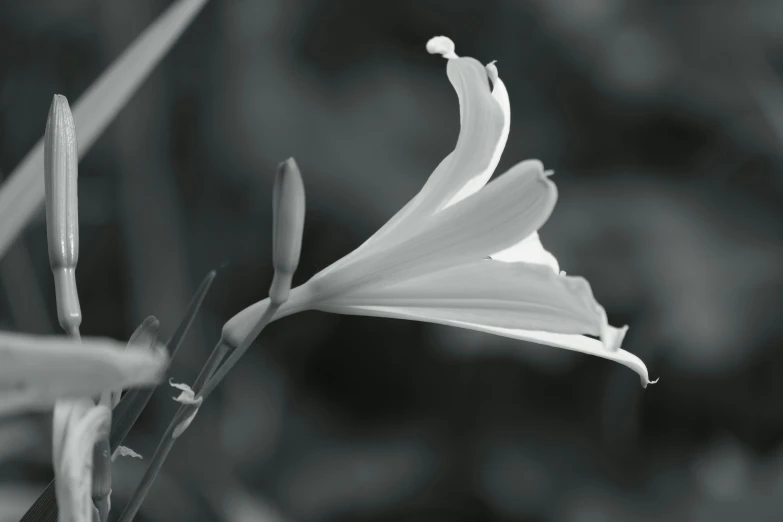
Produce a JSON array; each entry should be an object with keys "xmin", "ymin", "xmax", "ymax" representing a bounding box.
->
[{"xmin": 222, "ymin": 37, "xmax": 653, "ymax": 387}]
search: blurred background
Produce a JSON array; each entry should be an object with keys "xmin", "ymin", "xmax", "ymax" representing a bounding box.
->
[{"xmin": 2, "ymin": 0, "xmax": 783, "ymax": 520}]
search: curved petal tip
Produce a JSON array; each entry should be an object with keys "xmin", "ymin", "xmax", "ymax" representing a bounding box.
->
[
  {"xmin": 604, "ymin": 324, "xmax": 629, "ymax": 352},
  {"xmin": 427, "ymin": 36, "xmax": 458, "ymax": 59},
  {"xmin": 485, "ymin": 61, "xmax": 499, "ymax": 83}
]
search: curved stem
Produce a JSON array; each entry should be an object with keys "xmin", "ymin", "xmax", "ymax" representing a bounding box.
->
[{"xmin": 197, "ymin": 302, "xmax": 279, "ymax": 401}]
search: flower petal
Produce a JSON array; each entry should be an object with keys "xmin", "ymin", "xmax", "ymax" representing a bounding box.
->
[
  {"xmin": 442, "ymin": 61, "xmax": 510, "ymax": 210},
  {"xmin": 55, "ymin": 403, "xmax": 111, "ymax": 522},
  {"xmin": 368, "ymin": 58, "xmax": 505, "ymax": 241},
  {"xmin": 318, "ymin": 259, "xmax": 601, "ymax": 335},
  {"xmin": 321, "ymin": 54, "xmax": 509, "ymax": 278},
  {"xmin": 0, "ymin": 331, "xmax": 167, "ymax": 415},
  {"xmin": 308, "ymin": 160, "xmax": 556, "ymax": 299},
  {"xmin": 52, "ymin": 399, "xmax": 92, "ymax": 472},
  {"xmin": 328, "ymin": 305, "xmax": 652, "ymax": 387},
  {"xmin": 491, "ymin": 230, "xmax": 560, "ymax": 273}
]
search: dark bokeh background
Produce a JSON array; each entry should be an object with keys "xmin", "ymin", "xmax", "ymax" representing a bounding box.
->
[{"xmin": 2, "ymin": 1, "xmax": 783, "ymax": 521}]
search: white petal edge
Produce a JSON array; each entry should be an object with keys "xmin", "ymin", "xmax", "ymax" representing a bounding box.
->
[
  {"xmin": 319, "ymin": 259, "xmax": 604, "ymax": 335},
  {"xmin": 491, "ymin": 229, "xmax": 560, "ymax": 273},
  {"xmin": 327, "ymin": 305, "xmax": 653, "ymax": 387},
  {"xmin": 442, "ymin": 61, "xmax": 511, "ymax": 210}
]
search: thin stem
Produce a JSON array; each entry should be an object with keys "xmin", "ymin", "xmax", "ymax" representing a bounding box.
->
[
  {"xmin": 118, "ymin": 302, "xmax": 280, "ymax": 521},
  {"xmin": 197, "ymin": 303, "xmax": 279, "ymax": 401},
  {"xmin": 117, "ymin": 341, "xmax": 230, "ymax": 522},
  {"xmin": 113, "ymin": 270, "xmax": 216, "ymax": 444},
  {"xmin": 193, "ymin": 342, "xmax": 232, "ymax": 393},
  {"xmin": 116, "ymin": 418, "xmax": 179, "ymax": 522}
]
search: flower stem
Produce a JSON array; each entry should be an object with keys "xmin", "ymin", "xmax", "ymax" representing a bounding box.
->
[
  {"xmin": 197, "ymin": 302, "xmax": 279, "ymax": 401},
  {"xmin": 117, "ymin": 301, "xmax": 280, "ymax": 521},
  {"xmin": 117, "ymin": 340, "xmax": 231, "ymax": 522}
]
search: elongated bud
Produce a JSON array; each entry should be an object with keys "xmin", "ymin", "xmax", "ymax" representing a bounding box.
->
[
  {"xmin": 44, "ymin": 94, "xmax": 82, "ymax": 334},
  {"xmin": 269, "ymin": 157, "xmax": 305, "ymax": 306}
]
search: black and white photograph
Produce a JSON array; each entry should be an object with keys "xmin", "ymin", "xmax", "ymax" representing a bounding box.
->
[{"xmin": 0, "ymin": 1, "xmax": 781, "ymax": 521}]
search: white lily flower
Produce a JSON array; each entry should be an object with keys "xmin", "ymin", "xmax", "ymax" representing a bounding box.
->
[{"xmin": 223, "ymin": 37, "xmax": 653, "ymax": 387}]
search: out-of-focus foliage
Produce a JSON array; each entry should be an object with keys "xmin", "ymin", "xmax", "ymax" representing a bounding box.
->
[{"xmin": 1, "ymin": 1, "xmax": 783, "ymax": 521}]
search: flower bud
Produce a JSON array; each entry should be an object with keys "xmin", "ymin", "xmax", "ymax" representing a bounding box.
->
[
  {"xmin": 44, "ymin": 94, "xmax": 82, "ymax": 334},
  {"xmin": 269, "ymin": 158, "xmax": 305, "ymax": 305}
]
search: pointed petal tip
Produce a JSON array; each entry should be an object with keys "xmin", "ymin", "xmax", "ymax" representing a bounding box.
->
[
  {"xmin": 485, "ymin": 61, "xmax": 499, "ymax": 84},
  {"xmin": 642, "ymin": 376, "xmax": 659, "ymax": 389},
  {"xmin": 518, "ymin": 159, "xmax": 546, "ymax": 177},
  {"xmin": 598, "ymin": 304, "xmax": 628, "ymax": 352},
  {"xmin": 277, "ymin": 157, "xmax": 303, "ymax": 187},
  {"xmin": 280, "ymin": 157, "xmax": 299, "ymax": 170},
  {"xmin": 608, "ymin": 324, "xmax": 629, "ymax": 352},
  {"xmin": 427, "ymin": 36, "xmax": 458, "ymax": 59}
]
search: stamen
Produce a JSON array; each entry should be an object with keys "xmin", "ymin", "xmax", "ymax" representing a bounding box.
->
[{"xmin": 426, "ymin": 36, "xmax": 458, "ymax": 59}]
